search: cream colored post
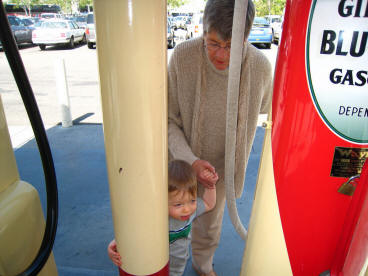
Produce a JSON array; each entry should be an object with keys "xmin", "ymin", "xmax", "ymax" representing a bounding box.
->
[
  {"xmin": 93, "ymin": 0, "xmax": 168, "ymax": 275},
  {"xmin": 240, "ymin": 117, "xmax": 293, "ymax": 276}
]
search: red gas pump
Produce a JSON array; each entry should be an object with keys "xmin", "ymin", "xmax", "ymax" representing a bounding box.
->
[{"xmin": 271, "ymin": 0, "xmax": 368, "ymax": 275}]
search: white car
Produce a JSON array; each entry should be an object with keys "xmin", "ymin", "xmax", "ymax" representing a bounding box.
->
[
  {"xmin": 32, "ymin": 19, "xmax": 86, "ymax": 50},
  {"xmin": 85, "ymin": 13, "xmax": 96, "ymax": 49},
  {"xmin": 264, "ymin": 15, "xmax": 282, "ymax": 44},
  {"xmin": 186, "ymin": 13, "xmax": 203, "ymax": 39}
]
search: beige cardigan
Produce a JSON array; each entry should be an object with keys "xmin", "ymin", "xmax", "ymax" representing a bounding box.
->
[{"xmin": 168, "ymin": 37, "xmax": 273, "ymax": 197}]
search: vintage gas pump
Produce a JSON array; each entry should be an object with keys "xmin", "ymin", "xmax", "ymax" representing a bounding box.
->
[
  {"xmin": 0, "ymin": 2, "xmax": 58, "ymax": 275},
  {"xmin": 0, "ymin": 97, "xmax": 58, "ymax": 276},
  {"xmin": 241, "ymin": 0, "xmax": 368, "ymax": 275}
]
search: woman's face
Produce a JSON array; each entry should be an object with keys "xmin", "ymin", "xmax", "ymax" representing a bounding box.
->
[{"xmin": 204, "ymin": 31, "xmax": 231, "ymax": 70}]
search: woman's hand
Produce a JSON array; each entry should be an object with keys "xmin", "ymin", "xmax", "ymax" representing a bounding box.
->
[
  {"xmin": 192, "ymin": 159, "xmax": 218, "ymax": 188},
  {"xmin": 107, "ymin": 239, "xmax": 122, "ymax": 267}
]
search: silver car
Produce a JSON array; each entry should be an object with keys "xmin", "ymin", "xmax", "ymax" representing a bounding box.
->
[
  {"xmin": 0, "ymin": 16, "xmax": 33, "ymax": 47},
  {"xmin": 86, "ymin": 13, "xmax": 96, "ymax": 49}
]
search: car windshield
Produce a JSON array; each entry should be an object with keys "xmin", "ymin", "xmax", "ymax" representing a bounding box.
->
[
  {"xmin": 34, "ymin": 21, "xmax": 43, "ymax": 27},
  {"xmin": 7, "ymin": 17, "xmax": 18, "ymax": 26},
  {"xmin": 41, "ymin": 21, "xmax": 68, "ymax": 29},
  {"xmin": 75, "ymin": 16, "xmax": 86, "ymax": 22},
  {"xmin": 22, "ymin": 18, "xmax": 33, "ymax": 26},
  {"xmin": 42, "ymin": 14, "xmax": 56, "ymax": 19},
  {"xmin": 271, "ymin": 17, "xmax": 281, "ymax": 23},
  {"xmin": 87, "ymin": 14, "xmax": 94, "ymax": 24},
  {"xmin": 253, "ymin": 17, "xmax": 269, "ymax": 26}
]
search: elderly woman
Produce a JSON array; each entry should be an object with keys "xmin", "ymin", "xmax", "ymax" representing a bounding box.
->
[{"xmin": 168, "ymin": 0, "xmax": 273, "ymax": 275}]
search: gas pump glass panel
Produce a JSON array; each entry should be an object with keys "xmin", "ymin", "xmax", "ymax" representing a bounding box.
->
[{"xmin": 306, "ymin": 0, "xmax": 368, "ymax": 144}]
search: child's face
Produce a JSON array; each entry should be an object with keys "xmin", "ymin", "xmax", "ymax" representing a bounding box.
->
[{"xmin": 168, "ymin": 190, "xmax": 197, "ymax": 221}]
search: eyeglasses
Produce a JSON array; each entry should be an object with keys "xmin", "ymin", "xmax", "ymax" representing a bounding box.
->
[{"xmin": 205, "ymin": 41, "xmax": 231, "ymax": 53}]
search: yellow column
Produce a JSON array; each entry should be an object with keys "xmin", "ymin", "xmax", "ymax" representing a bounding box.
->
[
  {"xmin": 94, "ymin": 0, "xmax": 168, "ymax": 274},
  {"xmin": 240, "ymin": 120, "xmax": 293, "ymax": 276},
  {"xmin": 0, "ymin": 95, "xmax": 57, "ymax": 276}
]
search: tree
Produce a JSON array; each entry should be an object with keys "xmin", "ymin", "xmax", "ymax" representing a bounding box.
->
[
  {"xmin": 167, "ymin": 0, "xmax": 188, "ymax": 9},
  {"xmin": 11, "ymin": 0, "xmax": 40, "ymax": 16},
  {"xmin": 79, "ymin": 0, "xmax": 93, "ymax": 7},
  {"xmin": 78, "ymin": 0, "xmax": 93, "ymax": 12},
  {"xmin": 253, "ymin": 0, "xmax": 286, "ymax": 16}
]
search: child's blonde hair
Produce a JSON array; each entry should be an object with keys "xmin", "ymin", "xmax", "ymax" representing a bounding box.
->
[{"xmin": 168, "ymin": 160, "xmax": 197, "ymax": 197}]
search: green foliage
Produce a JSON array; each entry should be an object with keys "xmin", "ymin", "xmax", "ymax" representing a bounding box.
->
[
  {"xmin": 253, "ymin": 0, "xmax": 286, "ymax": 16},
  {"xmin": 167, "ymin": 0, "xmax": 188, "ymax": 9},
  {"xmin": 24, "ymin": 0, "xmax": 92, "ymax": 14},
  {"xmin": 79, "ymin": 0, "xmax": 93, "ymax": 7},
  {"xmin": 8, "ymin": 0, "xmax": 40, "ymax": 16}
]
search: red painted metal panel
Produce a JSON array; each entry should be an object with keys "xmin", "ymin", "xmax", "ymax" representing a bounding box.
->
[
  {"xmin": 331, "ymin": 160, "xmax": 368, "ymax": 275},
  {"xmin": 119, "ymin": 263, "xmax": 169, "ymax": 276}
]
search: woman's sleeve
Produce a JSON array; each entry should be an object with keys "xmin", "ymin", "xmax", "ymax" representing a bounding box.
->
[
  {"xmin": 167, "ymin": 51, "xmax": 198, "ymax": 165},
  {"xmin": 260, "ymin": 59, "xmax": 273, "ymax": 114}
]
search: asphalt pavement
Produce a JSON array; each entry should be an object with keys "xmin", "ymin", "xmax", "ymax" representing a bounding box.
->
[{"xmin": 1, "ymin": 42, "xmax": 278, "ymax": 275}]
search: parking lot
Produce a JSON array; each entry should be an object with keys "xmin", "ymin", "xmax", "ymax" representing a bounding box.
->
[
  {"xmin": 0, "ymin": 43, "xmax": 100, "ymax": 126},
  {"xmin": 0, "ymin": 40, "xmax": 278, "ymax": 129}
]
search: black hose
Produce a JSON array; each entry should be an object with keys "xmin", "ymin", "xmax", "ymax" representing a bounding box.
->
[{"xmin": 0, "ymin": 1, "xmax": 58, "ymax": 275}]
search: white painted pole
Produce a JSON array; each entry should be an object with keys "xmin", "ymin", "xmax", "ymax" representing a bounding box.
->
[{"xmin": 55, "ymin": 58, "xmax": 73, "ymax": 128}]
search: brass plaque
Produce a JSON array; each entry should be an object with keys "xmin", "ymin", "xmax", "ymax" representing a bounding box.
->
[{"xmin": 330, "ymin": 147, "xmax": 368, "ymax": 178}]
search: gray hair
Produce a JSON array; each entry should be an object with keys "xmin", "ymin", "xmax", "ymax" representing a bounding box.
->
[{"xmin": 203, "ymin": 0, "xmax": 255, "ymax": 41}]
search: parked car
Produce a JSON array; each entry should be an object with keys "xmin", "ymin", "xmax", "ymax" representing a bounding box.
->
[
  {"xmin": 20, "ymin": 17, "xmax": 35, "ymax": 27},
  {"xmin": 33, "ymin": 19, "xmax": 45, "ymax": 30},
  {"xmin": 167, "ymin": 22, "xmax": 175, "ymax": 48},
  {"xmin": 173, "ymin": 16, "xmax": 187, "ymax": 29},
  {"xmin": 264, "ymin": 15, "xmax": 282, "ymax": 44},
  {"xmin": 248, "ymin": 17, "xmax": 273, "ymax": 49},
  {"xmin": 73, "ymin": 15, "xmax": 87, "ymax": 29},
  {"xmin": 273, "ymin": 20, "xmax": 283, "ymax": 44},
  {"xmin": 32, "ymin": 19, "xmax": 86, "ymax": 50},
  {"xmin": 85, "ymin": 13, "xmax": 96, "ymax": 49},
  {"xmin": 0, "ymin": 15, "xmax": 33, "ymax": 48},
  {"xmin": 167, "ymin": 16, "xmax": 175, "ymax": 29},
  {"xmin": 186, "ymin": 13, "xmax": 203, "ymax": 39}
]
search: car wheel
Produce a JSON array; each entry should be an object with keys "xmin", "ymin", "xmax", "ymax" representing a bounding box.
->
[
  {"xmin": 39, "ymin": 44, "xmax": 46, "ymax": 50},
  {"xmin": 69, "ymin": 37, "xmax": 75, "ymax": 49},
  {"xmin": 265, "ymin": 43, "xmax": 271, "ymax": 49},
  {"xmin": 81, "ymin": 34, "xmax": 87, "ymax": 44},
  {"xmin": 88, "ymin": 42, "xmax": 94, "ymax": 49}
]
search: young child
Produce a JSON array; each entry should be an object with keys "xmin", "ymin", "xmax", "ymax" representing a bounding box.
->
[{"xmin": 108, "ymin": 159, "xmax": 217, "ymax": 276}]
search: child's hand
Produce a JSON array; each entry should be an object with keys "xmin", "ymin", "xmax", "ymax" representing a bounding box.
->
[
  {"xmin": 192, "ymin": 159, "xmax": 218, "ymax": 188},
  {"xmin": 107, "ymin": 239, "xmax": 122, "ymax": 267},
  {"xmin": 201, "ymin": 169, "xmax": 218, "ymax": 189}
]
